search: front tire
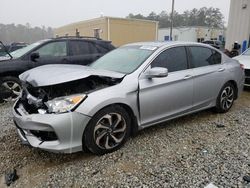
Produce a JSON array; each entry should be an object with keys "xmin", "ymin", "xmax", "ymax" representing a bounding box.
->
[
  {"xmin": 83, "ymin": 105, "xmax": 131, "ymax": 155},
  {"xmin": 215, "ymin": 82, "xmax": 235, "ymax": 113}
]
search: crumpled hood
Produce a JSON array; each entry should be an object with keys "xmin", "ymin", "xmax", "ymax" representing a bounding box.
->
[
  {"xmin": 20, "ymin": 64, "xmax": 125, "ymax": 87},
  {"xmin": 233, "ymin": 55, "xmax": 250, "ymax": 69}
]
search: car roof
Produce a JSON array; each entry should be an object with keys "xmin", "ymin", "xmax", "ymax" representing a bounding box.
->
[
  {"xmin": 51, "ymin": 36, "xmax": 111, "ymax": 43},
  {"xmin": 124, "ymin": 41, "xmax": 213, "ymax": 48}
]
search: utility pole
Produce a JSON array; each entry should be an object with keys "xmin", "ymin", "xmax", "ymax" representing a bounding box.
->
[{"xmin": 170, "ymin": 0, "xmax": 175, "ymax": 41}]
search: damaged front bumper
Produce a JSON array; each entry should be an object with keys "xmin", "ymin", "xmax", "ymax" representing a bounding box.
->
[{"xmin": 13, "ymin": 100, "xmax": 91, "ymax": 153}]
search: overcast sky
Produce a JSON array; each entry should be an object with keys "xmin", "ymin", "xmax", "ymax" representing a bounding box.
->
[{"xmin": 0, "ymin": 0, "xmax": 230, "ymax": 28}]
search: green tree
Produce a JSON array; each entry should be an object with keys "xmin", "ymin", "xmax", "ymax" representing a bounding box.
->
[
  {"xmin": 0, "ymin": 23, "xmax": 54, "ymax": 44},
  {"xmin": 127, "ymin": 7, "xmax": 225, "ymax": 29}
]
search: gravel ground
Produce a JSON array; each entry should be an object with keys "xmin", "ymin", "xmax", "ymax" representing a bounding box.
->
[{"xmin": 0, "ymin": 90, "xmax": 250, "ymax": 188}]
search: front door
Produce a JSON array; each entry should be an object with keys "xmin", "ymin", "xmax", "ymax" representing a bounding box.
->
[
  {"xmin": 139, "ymin": 46, "xmax": 194, "ymax": 126},
  {"xmin": 32, "ymin": 41, "xmax": 68, "ymax": 67}
]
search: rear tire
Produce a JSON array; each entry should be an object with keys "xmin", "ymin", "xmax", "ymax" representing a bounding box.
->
[
  {"xmin": 83, "ymin": 105, "xmax": 131, "ymax": 155},
  {"xmin": 215, "ymin": 82, "xmax": 235, "ymax": 113}
]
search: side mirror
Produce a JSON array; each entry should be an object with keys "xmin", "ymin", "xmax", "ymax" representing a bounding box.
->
[
  {"xmin": 30, "ymin": 52, "xmax": 40, "ymax": 62},
  {"xmin": 144, "ymin": 67, "xmax": 168, "ymax": 79}
]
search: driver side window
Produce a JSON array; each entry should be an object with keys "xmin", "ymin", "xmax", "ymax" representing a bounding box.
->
[
  {"xmin": 36, "ymin": 41, "xmax": 67, "ymax": 57},
  {"xmin": 151, "ymin": 47, "xmax": 188, "ymax": 72}
]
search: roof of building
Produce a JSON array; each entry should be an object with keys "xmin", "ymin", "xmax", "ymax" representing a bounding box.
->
[
  {"xmin": 56, "ymin": 16, "xmax": 158, "ymax": 29},
  {"xmin": 158, "ymin": 26, "xmax": 225, "ymax": 31}
]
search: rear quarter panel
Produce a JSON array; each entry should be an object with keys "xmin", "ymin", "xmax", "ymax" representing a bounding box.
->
[{"xmin": 224, "ymin": 57, "xmax": 245, "ymax": 97}]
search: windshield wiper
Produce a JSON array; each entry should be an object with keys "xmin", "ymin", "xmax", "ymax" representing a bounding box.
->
[{"xmin": 0, "ymin": 41, "xmax": 13, "ymax": 59}]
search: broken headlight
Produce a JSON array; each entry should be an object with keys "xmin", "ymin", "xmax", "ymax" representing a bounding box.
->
[{"xmin": 46, "ymin": 94, "xmax": 87, "ymax": 113}]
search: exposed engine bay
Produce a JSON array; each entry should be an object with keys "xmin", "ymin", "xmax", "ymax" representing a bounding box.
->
[{"xmin": 19, "ymin": 76, "xmax": 122, "ymax": 114}]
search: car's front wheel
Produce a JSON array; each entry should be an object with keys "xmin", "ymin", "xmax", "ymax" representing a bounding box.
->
[
  {"xmin": 83, "ymin": 105, "xmax": 131, "ymax": 155},
  {"xmin": 215, "ymin": 82, "xmax": 235, "ymax": 113}
]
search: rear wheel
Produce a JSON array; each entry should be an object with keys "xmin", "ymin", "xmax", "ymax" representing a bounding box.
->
[
  {"xmin": 215, "ymin": 82, "xmax": 235, "ymax": 113},
  {"xmin": 0, "ymin": 76, "xmax": 22, "ymax": 102},
  {"xmin": 83, "ymin": 105, "xmax": 131, "ymax": 155}
]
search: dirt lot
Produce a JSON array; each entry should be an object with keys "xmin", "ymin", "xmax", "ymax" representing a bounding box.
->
[{"xmin": 0, "ymin": 90, "xmax": 250, "ymax": 188}]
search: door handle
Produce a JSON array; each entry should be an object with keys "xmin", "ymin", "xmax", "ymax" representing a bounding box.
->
[
  {"xmin": 183, "ymin": 75, "xmax": 193, "ymax": 80},
  {"xmin": 218, "ymin": 68, "xmax": 225, "ymax": 72}
]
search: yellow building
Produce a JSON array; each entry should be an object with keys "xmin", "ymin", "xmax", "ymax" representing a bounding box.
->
[{"xmin": 54, "ymin": 17, "xmax": 158, "ymax": 47}]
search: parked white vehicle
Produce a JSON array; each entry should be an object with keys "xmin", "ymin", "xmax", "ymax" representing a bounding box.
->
[{"xmin": 234, "ymin": 48, "xmax": 250, "ymax": 87}]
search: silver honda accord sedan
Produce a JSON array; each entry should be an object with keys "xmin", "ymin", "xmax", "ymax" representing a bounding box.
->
[{"xmin": 13, "ymin": 42, "xmax": 245, "ymax": 154}]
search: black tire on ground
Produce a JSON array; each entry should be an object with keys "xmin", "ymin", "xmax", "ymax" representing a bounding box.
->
[
  {"xmin": 83, "ymin": 105, "xmax": 131, "ymax": 155},
  {"xmin": 0, "ymin": 76, "xmax": 22, "ymax": 102},
  {"xmin": 215, "ymin": 82, "xmax": 236, "ymax": 113}
]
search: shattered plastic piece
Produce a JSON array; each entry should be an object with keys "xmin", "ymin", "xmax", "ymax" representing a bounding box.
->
[
  {"xmin": 243, "ymin": 175, "xmax": 250, "ymax": 182},
  {"xmin": 202, "ymin": 149, "xmax": 208, "ymax": 155},
  {"xmin": 5, "ymin": 169, "xmax": 19, "ymax": 186},
  {"xmin": 216, "ymin": 123, "xmax": 226, "ymax": 128},
  {"xmin": 204, "ymin": 183, "xmax": 218, "ymax": 188}
]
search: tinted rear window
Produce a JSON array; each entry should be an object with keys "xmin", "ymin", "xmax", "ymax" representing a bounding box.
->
[
  {"xmin": 69, "ymin": 41, "xmax": 90, "ymax": 55},
  {"xmin": 189, "ymin": 47, "xmax": 221, "ymax": 68}
]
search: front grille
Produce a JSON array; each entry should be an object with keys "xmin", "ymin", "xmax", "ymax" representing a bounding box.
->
[{"xmin": 245, "ymin": 69, "xmax": 250, "ymax": 77}]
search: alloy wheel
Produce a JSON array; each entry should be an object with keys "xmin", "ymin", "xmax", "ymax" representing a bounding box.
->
[
  {"xmin": 94, "ymin": 113, "xmax": 127, "ymax": 150},
  {"xmin": 1, "ymin": 81, "xmax": 22, "ymax": 102},
  {"xmin": 220, "ymin": 86, "xmax": 234, "ymax": 111}
]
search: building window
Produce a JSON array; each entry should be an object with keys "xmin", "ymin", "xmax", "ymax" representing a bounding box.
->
[
  {"xmin": 164, "ymin": 36, "xmax": 170, "ymax": 41},
  {"xmin": 197, "ymin": 38, "xmax": 204, "ymax": 42}
]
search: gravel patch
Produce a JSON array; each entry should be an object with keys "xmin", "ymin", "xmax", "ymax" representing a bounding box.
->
[
  {"xmin": 0, "ymin": 91, "xmax": 250, "ymax": 187},
  {"xmin": 0, "ymin": 102, "xmax": 15, "ymax": 136}
]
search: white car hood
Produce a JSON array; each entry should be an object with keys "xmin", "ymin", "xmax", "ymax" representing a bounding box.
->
[
  {"xmin": 234, "ymin": 55, "xmax": 250, "ymax": 69},
  {"xmin": 20, "ymin": 64, "xmax": 125, "ymax": 87}
]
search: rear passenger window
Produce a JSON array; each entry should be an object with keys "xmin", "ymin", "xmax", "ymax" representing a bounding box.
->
[
  {"xmin": 95, "ymin": 44, "xmax": 109, "ymax": 53},
  {"xmin": 211, "ymin": 50, "xmax": 222, "ymax": 65},
  {"xmin": 88, "ymin": 43, "xmax": 99, "ymax": 53},
  {"xmin": 69, "ymin": 41, "xmax": 90, "ymax": 56},
  {"xmin": 189, "ymin": 47, "xmax": 215, "ymax": 68},
  {"xmin": 151, "ymin": 47, "xmax": 188, "ymax": 72}
]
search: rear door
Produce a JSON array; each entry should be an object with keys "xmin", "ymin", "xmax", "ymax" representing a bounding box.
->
[
  {"xmin": 139, "ymin": 46, "xmax": 194, "ymax": 126},
  {"xmin": 68, "ymin": 40, "xmax": 96, "ymax": 65},
  {"xmin": 90, "ymin": 42, "xmax": 111, "ymax": 62},
  {"xmin": 187, "ymin": 46, "xmax": 226, "ymax": 109}
]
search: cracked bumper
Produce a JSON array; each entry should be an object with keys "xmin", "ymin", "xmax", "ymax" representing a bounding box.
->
[{"xmin": 13, "ymin": 100, "xmax": 91, "ymax": 153}]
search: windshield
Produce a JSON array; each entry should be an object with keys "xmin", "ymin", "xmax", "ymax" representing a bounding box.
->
[
  {"xmin": 90, "ymin": 45, "xmax": 157, "ymax": 74},
  {"xmin": 10, "ymin": 40, "xmax": 47, "ymax": 59},
  {"xmin": 242, "ymin": 48, "xmax": 250, "ymax": 56}
]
